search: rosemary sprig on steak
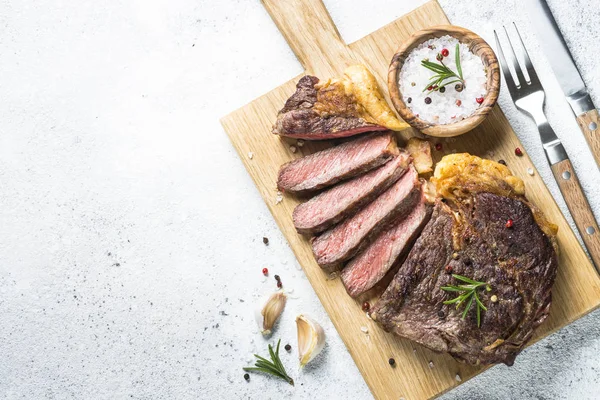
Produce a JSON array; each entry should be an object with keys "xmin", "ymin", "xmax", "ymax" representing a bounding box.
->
[
  {"xmin": 421, "ymin": 44, "xmax": 465, "ymax": 93},
  {"xmin": 243, "ymin": 339, "xmax": 294, "ymax": 386},
  {"xmin": 441, "ymin": 274, "xmax": 491, "ymax": 327}
]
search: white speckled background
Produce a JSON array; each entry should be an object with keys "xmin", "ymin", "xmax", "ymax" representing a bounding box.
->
[{"xmin": 1, "ymin": 0, "xmax": 599, "ymax": 399}]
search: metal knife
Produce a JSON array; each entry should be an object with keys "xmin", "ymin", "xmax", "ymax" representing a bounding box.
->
[{"xmin": 524, "ymin": 0, "xmax": 600, "ymax": 167}]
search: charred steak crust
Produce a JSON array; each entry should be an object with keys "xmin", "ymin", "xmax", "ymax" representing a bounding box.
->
[
  {"xmin": 277, "ymin": 132, "xmax": 398, "ymax": 195},
  {"xmin": 371, "ymin": 193, "xmax": 558, "ymax": 366},
  {"xmin": 272, "ymin": 76, "xmax": 387, "ymax": 140},
  {"xmin": 292, "ymin": 152, "xmax": 411, "ymax": 235}
]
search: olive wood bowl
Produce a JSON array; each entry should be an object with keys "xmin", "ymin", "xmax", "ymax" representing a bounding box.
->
[{"xmin": 388, "ymin": 25, "xmax": 500, "ymax": 137}]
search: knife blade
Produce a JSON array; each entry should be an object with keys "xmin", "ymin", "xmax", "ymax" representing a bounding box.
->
[{"xmin": 525, "ymin": 0, "xmax": 600, "ymax": 167}]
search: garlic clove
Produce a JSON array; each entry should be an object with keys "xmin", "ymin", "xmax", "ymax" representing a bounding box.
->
[
  {"xmin": 255, "ymin": 290, "xmax": 287, "ymax": 336},
  {"xmin": 296, "ymin": 314, "xmax": 325, "ymax": 367}
]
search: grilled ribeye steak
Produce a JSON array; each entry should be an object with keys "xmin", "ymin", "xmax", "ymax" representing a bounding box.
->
[
  {"xmin": 293, "ymin": 152, "xmax": 411, "ymax": 235},
  {"xmin": 312, "ymin": 166, "xmax": 420, "ymax": 271},
  {"xmin": 341, "ymin": 191, "xmax": 432, "ymax": 298},
  {"xmin": 370, "ymin": 154, "xmax": 558, "ymax": 366},
  {"xmin": 273, "ymin": 76, "xmax": 386, "ymax": 140},
  {"xmin": 277, "ymin": 132, "xmax": 398, "ymax": 195},
  {"xmin": 273, "ymin": 65, "xmax": 408, "ymax": 140}
]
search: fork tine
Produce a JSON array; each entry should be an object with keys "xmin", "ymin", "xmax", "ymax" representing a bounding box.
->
[
  {"xmin": 493, "ymin": 30, "xmax": 518, "ymax": 95},
  {"xmin": 501, "ymin": 25, "xmax": 527, "ymax": 87},
  {"xmin": 512, "ymin": 22, "xmax": 540, "ymax": 86}
]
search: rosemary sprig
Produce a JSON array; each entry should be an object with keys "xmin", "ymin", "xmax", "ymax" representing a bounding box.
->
[
  {"xmin": 441, "ymin": 274, "xmax": 491, "ymax": 327},
  {"xmin": 454, "ymin": 42, "xmax": 463, "ymax": 80},
  {"xmin": 244, "ymin": 339, "xmax": 294, "ymax": 386},
  {"xmin": 421, "ymin": 43, "xmax": 465, "ymax": 93}
]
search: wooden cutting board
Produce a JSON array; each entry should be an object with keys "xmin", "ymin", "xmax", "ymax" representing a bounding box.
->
[{"xmin": 221, "ymin": 1, "xmax": 600, "ymax": 398}]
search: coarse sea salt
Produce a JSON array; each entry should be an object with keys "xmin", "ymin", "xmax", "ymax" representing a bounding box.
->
[
  {"xmin": 275, "ymin": 191, "xmax": 283, "ymax": 204},
  {"xmin": 527, "ymin": 167, "xmax": 535, "ymax": 176},
  {"xmin": 399, "ymin": 35, "xmax": 487, "ymax": 125}
]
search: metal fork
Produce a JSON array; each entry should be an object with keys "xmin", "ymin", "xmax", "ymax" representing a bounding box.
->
[{"xmin": 494, "ymin": 23, "xmax": 600, "ymax": 272}]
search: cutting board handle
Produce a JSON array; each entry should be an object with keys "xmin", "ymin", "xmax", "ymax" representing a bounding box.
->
[{"xmin": 262, "ymin": 0, "xmax": 355, "ymax": 75}]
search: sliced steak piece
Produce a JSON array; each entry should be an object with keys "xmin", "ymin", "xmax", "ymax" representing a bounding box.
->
[
  {"xmin": 292, "ymin": 152, "xmax": 411, "ymax": 235},
  {"xmin": 370, "ymin": 193, "xmax": 558, "ymax": 366},
  {"xmin": 277, "ymin": 132, "xmax": 398, "ymax": 195},
  {"xmin": 273, "ymin": 65, "xmax": 408, "ymax": 140},
  {"xmin": 312, "ymin": 166, "xmax": 420, "ymax": 270},
  {"xmin": 341, "ymin": 191, "xmax": 432, "ymax": 297},
  {"xmin": 273, "ymin": 76, "xmax": 387, "ymax": 140}
]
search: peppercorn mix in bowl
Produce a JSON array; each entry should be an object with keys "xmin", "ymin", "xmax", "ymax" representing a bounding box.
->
[{"xmin": 388, "ymin": 25, "xmax": 500, "ymax": 137}]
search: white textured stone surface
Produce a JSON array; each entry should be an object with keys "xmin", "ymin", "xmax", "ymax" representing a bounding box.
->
[{"xmin": 1, "ymin": 0, "xmax": 599, "ymax": 399}]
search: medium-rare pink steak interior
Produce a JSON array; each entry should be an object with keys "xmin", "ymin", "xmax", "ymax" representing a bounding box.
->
[
  {"xmin": 341, "ymin": 189, "xmax": 432, "ymax": 298},
  {"xmin": 277, "ymin": 132, "xmax": 398, "ymax": 195},
  {"xmin": 312, "ymin": 166, "xmax": 420, "ymax": 271},
  {"xmin": 292, "ymin": 151, "xmax": 411, "ymax": 235}
]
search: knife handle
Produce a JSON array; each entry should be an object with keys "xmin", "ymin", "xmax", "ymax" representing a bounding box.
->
[
  {"xmin": 551, "ymin": 158, "xmax": 600, "ymax": 272},
  {"xmin": 575, "ymin": 109, "xmax": 600, "ymax": 168}
]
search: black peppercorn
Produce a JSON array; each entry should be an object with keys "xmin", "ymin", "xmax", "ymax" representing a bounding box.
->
[
  {"xmin": 244, "ymin": 373, "xmax": 250, "ymax": 381},
  {"xmin": 407, "ymin": 97, "xmax": 412, "ymax": 104},
  {"xmin": 274, "ymin": 275, "xmax": 281, "ymax": 282},
  {"xmin": 498, "ymin": 159, "xmax": 507, "ymax": 166},
  {"xmin": 439, "ymin": 86, "xmax": 446, "ymax": 93},
  {"xmin": 438, "ymin": 310, "xmax": 445, "ymax": 318},
  {"xmin": 455, "ymin": 83, "xmax": 464, "ymax": 92},
  {"xmin": 285, "ymin": 344, "xmax": 291, "ymax": 351},
  {"xmin": 262, "ymin": 237, "xmax": 269, "ymax": 245},
  {"xmin": 388, "ymin": 358, "xmax": 396, "ymax": 366},
  {"xmin": 424, "ymin": 97, "xmax": 432, "ymax": 104}
]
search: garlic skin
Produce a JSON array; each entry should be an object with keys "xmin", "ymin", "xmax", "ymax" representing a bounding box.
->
[
  {"xmin": 296, "ymin": 314, "xmax": 325, "ymax": 367},
  {"xmin": 255, "ymin": 291, "xmax": 287, "ymax": 335}
]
